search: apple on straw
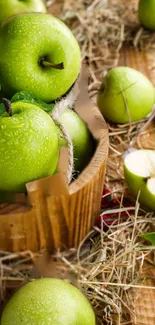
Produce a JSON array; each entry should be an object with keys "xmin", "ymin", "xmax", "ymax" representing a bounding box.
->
[
  {"xmin": 97, "ymin": 66, "xmax": 155, "ymax": 124},
  {"xmin": 1, "ymin": 278, "xmax": 96, "ymax": 325},
  {"xmin": 138, "ymin": 0, "xmax": 155, "ymax": 31},
  {"xmin": 124, "ymin": 149, "xmax": 155, "ymax": 210}
]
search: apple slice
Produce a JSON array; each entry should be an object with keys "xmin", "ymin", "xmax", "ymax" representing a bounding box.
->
[{"xmin": 124, "ymin": 149, "xmax": 155, "ymax": 210}]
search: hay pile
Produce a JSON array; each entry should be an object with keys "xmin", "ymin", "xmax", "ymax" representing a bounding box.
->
[
  {"xmin": 47, "ymin": 0, "xmax": 155, "ymax": 94},
  {"xmin": 1, "ymin": 1, "xmax": 155, "ymax": 324},
  {"xmin": 1, "ymin": 211, "xmax": 155, "ymax": 324}
]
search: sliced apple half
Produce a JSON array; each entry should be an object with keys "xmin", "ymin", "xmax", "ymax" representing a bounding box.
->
[{"xmin": 124, "ymin": 149, "xmax": 155, "ymax": 210}]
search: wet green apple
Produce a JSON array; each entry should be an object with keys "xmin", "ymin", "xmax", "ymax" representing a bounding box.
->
[
  {"xmin": 97, "ymin": 66, "xmax": 155, "ymax": 123},
  {"xmin": 124, "ymin": 149, "xmax": 155, "ymax": 210},
  {"xmin": 0, "ymin": 0, "xmax": 46, "ymax": 24},
  {"xmin": 138, "ymin": 0, "xmax": 155, "ymax": 30},
  {"xmin": 1, "ymin": 278, "xmax": 96, "ymax": 325},
  {"xmin": 0, "ymin": 99, "xmax": 59, "ymax": 193},
  {"xmin": 58, "ymin": 109, "xmax": 95, "ymax": 172},
  {"xmin": 0, "ymin": 13, "xmax": 81, "ymax": 102}
]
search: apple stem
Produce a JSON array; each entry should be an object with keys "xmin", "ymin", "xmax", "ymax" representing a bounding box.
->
[
  {"xmin": 2, "ymin": 98, "xmax": 12, "ymax": 117},
  {"xmin": 39, "ymin": 58, "xmax": 64, "ymax": 70}
]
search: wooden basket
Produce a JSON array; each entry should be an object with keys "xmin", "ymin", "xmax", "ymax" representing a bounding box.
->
[{"xmin": 0, "ymin": 67, "xmax": 109, "ymax": 253}]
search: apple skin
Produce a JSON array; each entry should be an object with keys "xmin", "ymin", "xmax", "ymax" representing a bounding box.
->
[
  {"xmin": 0, "ymin": 0, "xmax": 46, "ymax": 24},
  {"xmin": 0, "ymin": 13, "xmax": 81, "ymax": 102},
  {"xmin": 97, "ymin": 66, "xmax": 155, "ymax": 124},
  {"xmin": 0, "ymin": 101, "xmax": 59, "ymax": 193},
  {"xmin": 58, "ymin": 109, "xmax": 95, "ymax": 172},
  {"xmin": 124, "ymin": 150, "xmax": 155, "ymax": 210},
  {"xmin": 1, "ymin": 278, "xmax": 96, "ymax": 325},
  {"xmin": 138, "ymin": 0, "xmax": 155, "ymax": 30}
]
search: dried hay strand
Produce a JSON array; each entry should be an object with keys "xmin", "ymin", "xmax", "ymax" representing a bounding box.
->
[
  {"xmin": 105, "ymin": 117, "xmax": 148, "ymax": 196},
  {"xmin": 47, "ymin": 0, "xmax": 155, "ymax": 96}
]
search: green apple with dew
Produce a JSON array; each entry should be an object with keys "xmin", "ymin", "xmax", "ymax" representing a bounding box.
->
[
  {"xmin": 1, "ymin": 278, "xmax": 96, "ymax": 325},
  {"xmin": 138, "ymin": 0, "xmax": 155, "ymax": 30},
  {"xmin": 97, "ymin": 66, "xmax": 155, "ymax": 123},
  {"xmin": 0, "ymin": 13, "xmax": 81, "ymax": 102},
  {"xmin": 0, "ymin": 99, "xmax": 59, "ymax": 193},
  {"xmin": 124, "ymin": 149, "xmax": 155, "ymax": 210},
  {"xmin": 58, "ymin": 109, "xmax": 95, "ymax": 172},
  {"xmin": 10, "ymin": 92, "xmax": 94, "ymax": 172},
  {"xmin": 0, "ymin": 0, "xmax": 46, "ymax": 24}
]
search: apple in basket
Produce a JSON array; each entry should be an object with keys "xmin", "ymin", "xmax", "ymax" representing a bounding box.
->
[
  {"xmin": 1, "ymin": 278, "xmax": 96, "ymax": 325},
  {"xmin": 0, "ymin": 12, "xmax": 81, "ymax": 102},
  {"xmin": 97, "ymin": 66, "xmax": 155, "ymax": 124},
  {"xmin": 11, "ymin": 91, "xmax": 95, "ymax": 173},
  {"xmin": 124, "ymin": 149, "xmax": 155, "ymax": 210},
  {"xmin": 0, "ymin": 99, "xmax": 59, "ymax": 193},
  {"xmin": 138, "ymin": 0, "xmax": 155, "ymax": 30},
  {"xmin": 0, "ymin": 0, "xmax": 47, "ymax": 24},
  {"xmin": 58, "ymin": 109, "xmax": 95, "ymax": 172}
]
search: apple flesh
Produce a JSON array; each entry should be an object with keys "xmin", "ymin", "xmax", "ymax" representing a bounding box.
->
[
  {"xmin": 0, "ymin": 100, "xmax": 59, "ymax": 193},
  {"xmin": 138, "ymin": 0, "xmax": 155, "ymax": 30},
  {"xmin": 97, "ymin": 66, "xmax": 155, "ymax": 123},
  {"xmin": 0, "ymin": 0, "xmax": 46, "ymax": 24},
  {"xmin": 1, "ymin": 278, "xmax": 96, "ymax": 325},
  {"xmin": 58, "ymin": 109, "xmax": 95, "ymax": 172},
  {"xmin": 124, "ymin": 149, "xmax": 155, "ymax": 210},
  {"xmin": 0, "ymin": 13, "xmax": 81, "ymax": 102}
]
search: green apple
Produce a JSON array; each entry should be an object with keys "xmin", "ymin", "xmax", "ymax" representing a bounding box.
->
[
  {"xmin": 97, "ymin": 66, "xmax": 155, "ymax": 124},
  {"xmin": 0, "ymin": 0, "xmax": 46, "ymax": 24},
  {"xmin": 0, "ymin": 13, "xmax": 81, "ymax": 102},
  {"xmin": 58, "ymin": 109, "xmax": 95, "ymax": 172},
  {"xmin": 124, "ymin": 149, "xmax": 155, "ymax": 210},
  {"xmin": 1, "ymin": 278, "xmax": 96, "ymax": 325},
  {"xmin": 138, "ymin": 0, "xmax": 155, "ymax": 30},
  {"xmin": 0, "ymin": 99, "xmax": 59, "ymax": 193}
]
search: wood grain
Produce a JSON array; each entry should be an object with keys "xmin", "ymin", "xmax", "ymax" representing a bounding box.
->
[{"xmin": 119, "ymin": 46, "xmax": 150, "ymax": 78}]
